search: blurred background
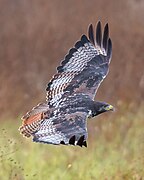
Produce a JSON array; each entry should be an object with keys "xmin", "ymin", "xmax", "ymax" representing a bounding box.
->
[
  {"xmin": 0, "ymin": 0, "xmax": 144, "ymax": 179},
  {"xmin": 0, "ymin": 0, "xmax": 144, "ymax": 119}
]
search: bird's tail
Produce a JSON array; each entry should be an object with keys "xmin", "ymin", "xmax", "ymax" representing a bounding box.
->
[{"xmin": 19, "ymin": 103, "xmax": 49, "ymax": 138}]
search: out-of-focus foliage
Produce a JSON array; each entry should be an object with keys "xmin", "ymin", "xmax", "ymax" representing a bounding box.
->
[
  {"xmin": 0, "ymin": 0, "xmax": 144, "ymax": 118},
  {"xmin": 0, "ymin": 1, "xmax": 144, "ymax": 178},
  {"xmin": 0, "ymin": 104, "xmax": 144, "ymax": 179}
]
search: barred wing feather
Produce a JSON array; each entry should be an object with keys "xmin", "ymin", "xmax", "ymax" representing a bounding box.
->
[{"xmin": 46, "ymin": 21, "xmax": 112, "ymax": 107}]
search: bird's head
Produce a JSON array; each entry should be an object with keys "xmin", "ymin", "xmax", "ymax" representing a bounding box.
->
[
  {"xmin": 93, "ymin": 101, "xmax": 114, "ymax": 116},
  {"xmin": 99, "ymin": 103, "xmax": 114, "ymax": 113}
]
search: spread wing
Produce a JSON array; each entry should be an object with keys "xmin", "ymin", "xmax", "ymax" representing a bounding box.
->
[
  {"xmin": 32, "ymin": 111, "xmax": 88, "ymax": 147},
  {"xmin": 19, "ymin": 21, "xmax": 112, "ymax": 147},
  {"xmin": 19, "ymin": 99, "xmax": 88, "ymax": 147},
  {"xmin": 46, "ymin": 21, "xmax": 112, "ymax": 107}
]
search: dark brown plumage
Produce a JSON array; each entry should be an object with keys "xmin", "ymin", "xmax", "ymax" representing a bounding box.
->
[{"xmin": 19, "ymin": 21, "xmax": 114, "ymax": 147}]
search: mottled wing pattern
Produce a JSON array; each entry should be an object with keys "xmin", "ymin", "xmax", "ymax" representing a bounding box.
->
[
  {"xmin": 46, "ymin": 21, "xmax": 112, "ymax": 107},
  {"xmin": 33, "ymin": 111, "xmax": 88, "ymax": 147},
  {"xmin": 19, "ymin": 21, "xmax": 112, "ymax": 147}
]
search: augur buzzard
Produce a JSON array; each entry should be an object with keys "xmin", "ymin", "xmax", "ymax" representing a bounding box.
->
[{"xmin": 19, "ymin": 21, "xmax": 114, "ymax": 147}]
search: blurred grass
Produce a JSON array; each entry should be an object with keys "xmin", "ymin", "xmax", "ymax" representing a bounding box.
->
[{"xmin": 0, "ymin": 104, "xmax": 144, "ymax": 180}]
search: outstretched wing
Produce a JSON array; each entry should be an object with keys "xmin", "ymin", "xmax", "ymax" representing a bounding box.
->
[
  {"xmin": 19, "ymin": 21, "xmax": 112, "ymax": 147},
  {"xmin": 46, "ymin": 21, "xmax": 112, "ymax": 107},
  {"xmin": 19, "ymin": 98, "xmax": 88, "ymax": 147},
  {"xmin": 32, "ymin": 111, "xmax": 88, "ymax": 147}
]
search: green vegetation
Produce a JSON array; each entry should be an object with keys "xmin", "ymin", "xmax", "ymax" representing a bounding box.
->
[{"xmin": 0, "ymin": 104, "xmax": 144, "ymax": 180}]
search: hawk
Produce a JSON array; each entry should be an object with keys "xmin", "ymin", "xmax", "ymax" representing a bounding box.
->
[{"xmin": 19, "ymin": 21, "xmax": 114, "ymax": 147}]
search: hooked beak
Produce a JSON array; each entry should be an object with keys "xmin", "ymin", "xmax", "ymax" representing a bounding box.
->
[{"xmin": 105, "ymin": 105, "xmax": 115, "ymax": 111}]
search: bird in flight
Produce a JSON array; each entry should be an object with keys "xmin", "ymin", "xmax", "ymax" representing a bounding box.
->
[{"xmin": 19, "ymin": 21, "xmax": 114, "ymax": 147}]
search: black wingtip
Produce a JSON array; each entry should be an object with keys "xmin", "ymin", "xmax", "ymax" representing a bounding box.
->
[
  {"xmin": 69, "ymin": 48, "xmax": 77, "ymax": 55},
  {"xmin": 96, "ymin": 21, "xmax": 102, "ymax": 47},
  {"xmin": 102, "ymin": 23, "xmax": 109, "ymax": 51},
  {"xmin": 81, "ymin": 35, "xmax": 89, "ymax": 44},
  {"xmin": 77, "ymin": 135, "xmax": 85, "ymax": 147},
  {"xmin": 82, "ymin": 141, "xmax": 87, "ymax": 147},
  {"xmin": 60, "ymin": 141, "xmax": 66, "ymax": 145},
  {"xmin": 88, "ymin": 24, "xmax": 95, "ymax": 45},
  {"xmin": 107, "ymin": 38, "xmax": 112, "ymax": 60},
  {"xmin": 75, "ymin": 41, "xmax": 84, "ymax": 49},
  {"xmin": 69, "ymin": 135, "xmax": 75, "ymax": 145}
]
